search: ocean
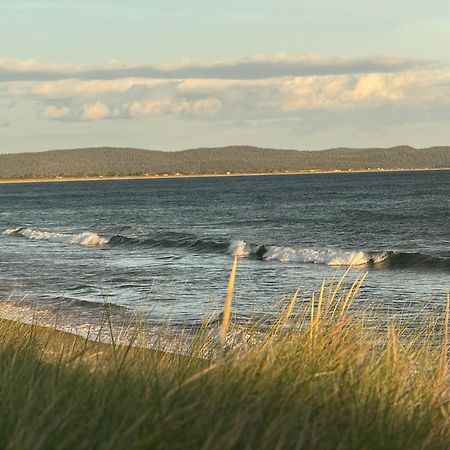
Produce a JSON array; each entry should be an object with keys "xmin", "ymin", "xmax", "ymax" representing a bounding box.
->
[{"xmin": 1, "ymin": 170, "xmax": 449, "ymax": 326}]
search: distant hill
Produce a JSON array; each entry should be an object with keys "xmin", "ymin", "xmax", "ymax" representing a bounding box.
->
[{"xmin": 0, "ymin": 145, "xmax": 449, "ymax": 179}]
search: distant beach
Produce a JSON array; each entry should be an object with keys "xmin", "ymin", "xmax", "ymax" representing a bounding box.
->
[{"xmin": 1, "ymin": 166, "xmax": 449, "ymax": 184}]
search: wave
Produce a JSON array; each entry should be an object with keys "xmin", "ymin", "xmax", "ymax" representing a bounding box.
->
[
  {"xmin": 263, "ymin": 245, "xmax": 385, "ymax": 266},
  {"xmin": 3, "ymin": 227, "xmax": 228, "ymax": 253},
  {"xmin": 58, "ymin": 297, "xmax": 129, "ymax": 313},
  {"xmin": 108, "ymin": 232, "xmax": 228, "ymax": 253},
  {"xmin": 228, "ymin": 240, "xmax": 388, "ymax": 266},
  {"xmin": 3, "ymin": 227, "xmax": 108, "ymax": 247},
  {"xmin": 4, "ymin": 228, "xmax": 449, "ymax": 271},
  {"xmin": 228, "ymin": 240, "xmax": 450, "ymax": 270},
  {"xmin": 376, "ymin": 251, "xmax": 450, "ymax": 271}
]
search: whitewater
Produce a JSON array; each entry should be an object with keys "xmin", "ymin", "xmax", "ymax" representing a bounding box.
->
[{"xmin": 7, "ymin": 227, "xmax": 445, "ymax": 270}]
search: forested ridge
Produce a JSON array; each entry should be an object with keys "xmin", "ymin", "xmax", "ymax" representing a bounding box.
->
[{"xmin": 0, "ymin": 145, "xmax": 449, "ymax": 178}]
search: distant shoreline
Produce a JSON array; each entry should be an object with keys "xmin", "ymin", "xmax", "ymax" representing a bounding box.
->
[{"xmin": 0, "ymin": 167, "xmax": 449, "ymax": 185}]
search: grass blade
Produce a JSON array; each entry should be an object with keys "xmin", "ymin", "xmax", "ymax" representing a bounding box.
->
[{"xmin": 220, "ymin": 256, "xmax": 238, "ymax": 346}]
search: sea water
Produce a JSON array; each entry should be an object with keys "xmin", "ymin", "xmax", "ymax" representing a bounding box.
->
[{"xmin": 1, "ymin": 171, "xmax": 449, "ymax": 325}]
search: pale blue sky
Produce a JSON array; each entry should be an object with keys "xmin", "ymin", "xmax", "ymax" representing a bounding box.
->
[{"xmin": 1, "ymin": 0, "xmax": 450, "ymax": 152}]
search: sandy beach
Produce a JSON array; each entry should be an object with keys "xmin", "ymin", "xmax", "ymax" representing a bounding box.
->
[{"xmin": 0, "ymin": 167, "xmax": 449, "ymax": 185}]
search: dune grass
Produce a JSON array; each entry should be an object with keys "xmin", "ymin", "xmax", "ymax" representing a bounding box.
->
[{"xmin": 1, "ymin": 268, "xmax": 450, "ymax": 449}]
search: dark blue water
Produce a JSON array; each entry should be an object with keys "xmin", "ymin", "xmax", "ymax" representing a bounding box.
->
[{"xmin": 1, "ymin": 171, "xmax": 449, "ymax": 323}]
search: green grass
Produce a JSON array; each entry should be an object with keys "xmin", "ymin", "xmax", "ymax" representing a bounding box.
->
[{"xmin": 1, "ymin": 270, "xmax": 449, "ymax": 450}]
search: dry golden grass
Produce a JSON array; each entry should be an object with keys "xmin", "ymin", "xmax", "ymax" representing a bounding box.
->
[{"xmin": 0, "ymin": 268, "xmax": 449, "ymax": 449}]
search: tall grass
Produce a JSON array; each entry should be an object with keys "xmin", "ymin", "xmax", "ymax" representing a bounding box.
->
[{"xmin": 0, "ymin": 268, "xmax": 449, "ymax": 449}]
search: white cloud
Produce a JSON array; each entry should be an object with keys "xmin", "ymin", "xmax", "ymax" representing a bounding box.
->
[
  {"xmin": 125, "ymin": 96, "xmax": 221, "ymax": 118},
  {"xmin": 39, "ymin": 102, "xmax": 120, "ymax": 122},
  {"xmin": 277, "ymin": 70, "xmax": 450, "ymax": 112},
  {"xmin": 34, "ymin": 69, "xmax": 450, "ymax": 124},
  {"xmin": 79, "ymin": 102, "xmax": 115, "ymax": 121},
  {"xmin": 39, "ymin": 105, "xmax": 72, "ymax": 119},
  {"xmin": 125, "ymin": 98, "xmax": 173, "ymax": 117},
  {"xmin": 177, "ymin": 79, "xmax": 247, "ymax": 93},
  {"xmin": 3, "ymin": 55, "xmax": 450, "ymax": 129},
  {"xmin": 4, "ymin": 78, "xmax": 169, "ymax": 98},
  {"xmin": 39, "ymin": 95, "xmax": 222, "ymax": 122}
]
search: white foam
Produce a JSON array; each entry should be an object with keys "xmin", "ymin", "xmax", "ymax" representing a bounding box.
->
[
  {"xmin": 3, "ymin": 227, "xmax": 108, "ymax": 247},
  {"xmin": 371, "ymin": 251, "xmax": 389, "ymax": 264},
  {"xmin": 228, "ymin": 239, "xmax": 250, "ymax": 257},
  {"xmin": 264, "ymin": 245, "xmax": 374, "ymax": 266},
  {"xmin": 267, "ymin": 246, "xmax": 391, "ymax": 266},
  {"xmin": 3, "ymin": 227, "xmax": 23, "ymax": 236},
  {"xmin": 69, "ymin": 232, "xmax": 108, "ymax": 247}
]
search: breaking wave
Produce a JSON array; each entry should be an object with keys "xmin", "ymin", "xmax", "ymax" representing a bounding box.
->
[
  {"xmin": 3, "ymin": 228, "xmax": 449, "ymax": 271},
  {"xmin": 262, "ymin": 245, "xmax": 386, "ymax": 266},
  {"xmin": 3, "ymin": 227, "xmax": 227, "ymax": 252},
  {"xmin": 227, "ymin": 240, "xmax": 450, "ymax": 270},
  {"xmin": 3, "ymin": 227, "xmax": 108, "ymax": 247},
  {"xmin": 227, "ymin": 240, "xmax": 388, "ymax": 266}
]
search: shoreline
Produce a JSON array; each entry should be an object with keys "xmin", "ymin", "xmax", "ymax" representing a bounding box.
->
[
  {"xmin": 0, "ymin": 166, "xmax": 449, "ymax": 185},
  {"xmin": 0, "ymin": 298, "xmax": 197, "ymax": 354}
]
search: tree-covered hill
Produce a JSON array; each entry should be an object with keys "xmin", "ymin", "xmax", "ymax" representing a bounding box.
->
[{"xmin": 0, "ymin": 145, "xmax": 449, "ymax": 179}]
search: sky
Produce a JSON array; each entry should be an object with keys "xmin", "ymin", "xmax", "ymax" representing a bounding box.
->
[{"xmin": 1, "ymin": 0, "xmax": 450, "ymax": 153}]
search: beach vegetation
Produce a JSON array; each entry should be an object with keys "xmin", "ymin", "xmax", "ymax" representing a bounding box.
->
[{"xmin": 0, "ymin": 269, "xmax": 449, "ymax": 449}]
